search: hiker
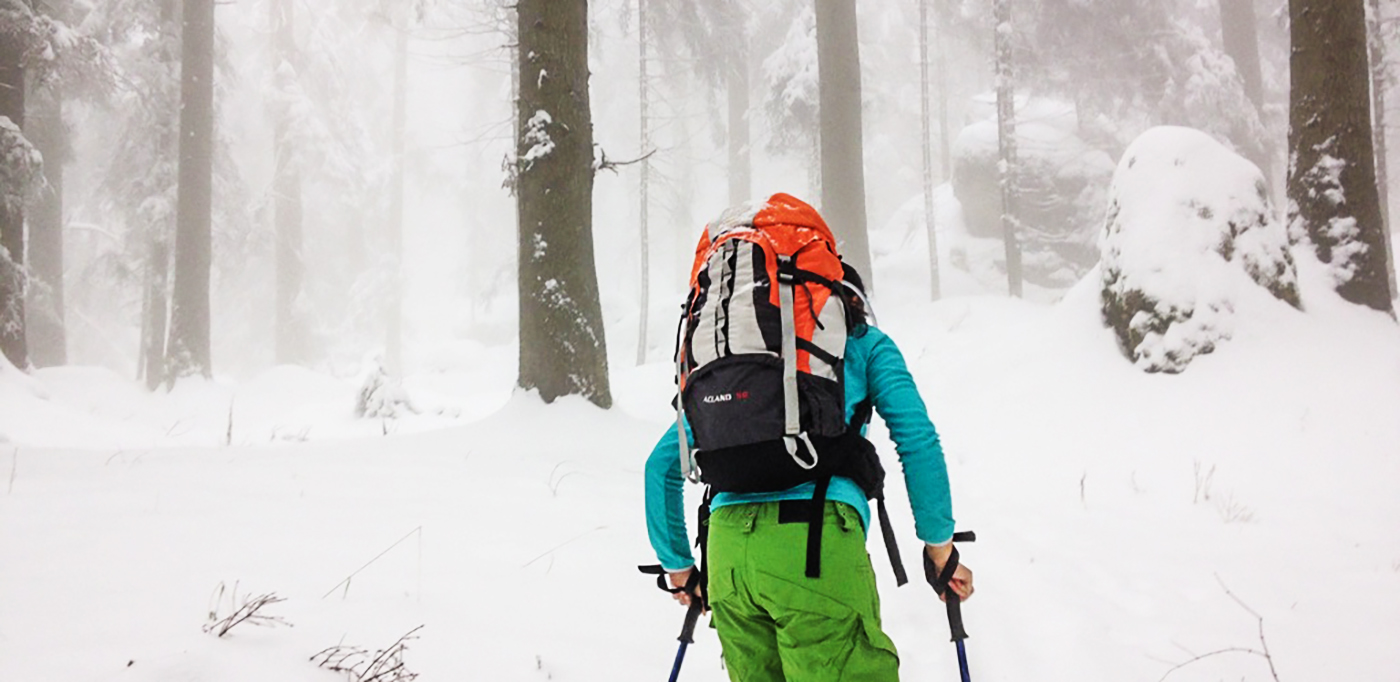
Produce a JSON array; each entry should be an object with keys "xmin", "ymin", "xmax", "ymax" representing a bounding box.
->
[{"xmin": 644, "ymin": 194, "xmax": 973, "ymax": 681}]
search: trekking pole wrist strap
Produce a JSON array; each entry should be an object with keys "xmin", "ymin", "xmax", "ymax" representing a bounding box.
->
[
  {"xmin": 923, "ymin": 531, "xmax": 976, "ymax": 642},
  {"xmin": 638, "ymin": 564, "xmax": 703, "ymax": 597}
]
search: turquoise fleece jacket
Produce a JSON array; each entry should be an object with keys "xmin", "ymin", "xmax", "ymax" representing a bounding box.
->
[{"xmin": 645, "ymin": 325, "xmax": 955, "ymax": 571}]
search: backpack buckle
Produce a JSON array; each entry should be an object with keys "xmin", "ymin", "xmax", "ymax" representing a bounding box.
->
[{"xmin": 776, "ymin": 254, "xmax": 798, "ymax": 284}]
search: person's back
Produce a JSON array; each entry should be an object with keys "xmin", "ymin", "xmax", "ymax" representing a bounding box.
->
[{"xmin": 644, "ymin": 196, "xmax": 973, "ymax": 682}]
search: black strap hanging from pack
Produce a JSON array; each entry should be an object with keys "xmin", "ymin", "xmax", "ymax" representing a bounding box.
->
[
  {"xmin": 876, "ymin": 496, "xmax": 908, "ymax": 586},
  {"xmin": 804, "ymin": 476, "xmax": 832, "ymax": 578},
  {"xmin": 846, "ymin": 398, "xmax": 909, "ymax": 586},
  {"xmin": 695, "ymin": 487, "xmax": 713, "ymax": 612}
]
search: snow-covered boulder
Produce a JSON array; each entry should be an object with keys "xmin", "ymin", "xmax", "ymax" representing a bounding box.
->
[
  {"xmin": 1100, "ymin": 126, "xmax": 1299, "ymax": 373},
  {"xmin": 951, "ymin": 99, "xmax": 1115, "ymax": 288}
]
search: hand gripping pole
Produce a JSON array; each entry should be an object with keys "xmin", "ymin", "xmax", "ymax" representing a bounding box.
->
[
  {"xmin": 924, "ymin": 531, "xmax": 976, "ymax": 682},
  {"xmin": 639, "ymin": 565, "xmax": 706, "ymax": 682}
]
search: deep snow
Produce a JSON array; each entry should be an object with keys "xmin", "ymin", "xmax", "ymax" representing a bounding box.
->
[{"xmin": 1, "ymin": 250, "xmax": 1398, "ymax": 682}]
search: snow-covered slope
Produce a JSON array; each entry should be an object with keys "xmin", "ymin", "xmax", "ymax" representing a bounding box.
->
[{"xmin": 1, "ymin": 254, "xmax": 1397, "ymax": 681}]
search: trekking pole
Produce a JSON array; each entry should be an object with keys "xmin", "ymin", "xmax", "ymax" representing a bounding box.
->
[
  {"xmin": 924, "ymin": 531, "xmax": 976, "ymax": 682},
  {"xmin": 668, "ymin": 597, "xmax": 705, "ymax": 682},
  {"xmin": 639, "ymin": 565, "xmax": 706, "ymax": 682}
]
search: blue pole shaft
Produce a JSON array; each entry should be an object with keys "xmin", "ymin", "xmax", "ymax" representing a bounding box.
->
[
  {"xmin": 956, "ymin": 640, "xmax": 971, "ymax": 682},
  {"xmin": 668, "ymin": 641, "xmax": 689, "ymax": 682}
]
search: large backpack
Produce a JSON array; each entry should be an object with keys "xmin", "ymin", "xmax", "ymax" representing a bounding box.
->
[
  {"xmin": 675, "ymin": 193, "xmax": 848, "ymax": 482},
  {"xmin": 674, "ymin": 194, "xmax": 907, "ymax": 585}
]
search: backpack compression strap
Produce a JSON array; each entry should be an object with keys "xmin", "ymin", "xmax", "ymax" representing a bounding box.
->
[
  {"xmin": 675, "ymin": 298, "xmax": 700, "ymax": 484},
  {"xmin": 777, "ymin": 255, "xmax": 818, "ymax": 469}
]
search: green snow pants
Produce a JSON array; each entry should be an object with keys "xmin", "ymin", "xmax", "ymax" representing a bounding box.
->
[{"xmin": 706, "ymin": 500, "xmax": 900, "ymax": 682}]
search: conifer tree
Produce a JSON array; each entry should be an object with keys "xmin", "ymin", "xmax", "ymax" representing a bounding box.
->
[{"xmin": 0, "ymin": 5, "xmax": 32, "ymax": 370}]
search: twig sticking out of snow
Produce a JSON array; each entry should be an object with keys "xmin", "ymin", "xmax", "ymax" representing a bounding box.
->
[
  {"xmin": 1192, "ymin": 460, "xmax": 1216, "ymax": 504},
  {"xmin": 225, "ymin": 399, "xmax": 235, "ymax": 446},
  {"xmin": 1157, "ymin": 575, "xmax": 1281, "ymax": 682},
  {"xmin": 322, "ymin": 526, "xmax": 423, "ymax": 600},
  {"xmin": 311, "ymin": 625, "xmax": 424, "ymax": 682},
  {"xmin": 203, "ymin": 582, "xmax": 291, "ymax": 637}
]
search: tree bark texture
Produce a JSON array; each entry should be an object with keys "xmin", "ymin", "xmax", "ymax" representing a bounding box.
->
[
  {"xmin": 1288, "ymin": 0, "xmax": 1393, "ymax": 312},
  {"xmin": 0, "ymin": 30, "xmax": 28, "ymax": 369},
  {"xmin": 995, "ymin": 0, "xmax": 1023, "ymax": 297},
  {"xmin": 636, "ymin": 0, "xmax": 651, "ymax": 366},
  {"xmin": 1366, "ymin": 0, "xmax": 1395, "ymax": 299},
  {"xmin": 516, "ymin": 0, "xmax": 612, "ymax": 407},
  {"xmin": 815, "ymin": 0, "xmax": 873, "ymax": 285},
  {"xmin": 167, "ymin": 0, "xmax": 216, "ymax": 379},
  {"xmin": 26, "ymin": 85, "xmax": 65, "ymax": 367},
  {"xmin": 920, "ymin": 0, "xmax": 942, "ymax": 301},
  {"xmin": 272, "ymin": 0, "xmax": 306, "ymax": 364}
]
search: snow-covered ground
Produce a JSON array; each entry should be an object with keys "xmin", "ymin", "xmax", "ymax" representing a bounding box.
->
[{"xmin": 2, "ymin": 251, "xmax": 1398, "ymax": 681}]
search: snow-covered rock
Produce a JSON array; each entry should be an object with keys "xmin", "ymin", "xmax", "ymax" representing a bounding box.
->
[
  {"xmin": 951, "ymin": 99, "xmax": 1116, "ymax": 288},
  {"xmin": 1100, "ymin": 126, "xmax": 1299, "ymax": 373}
]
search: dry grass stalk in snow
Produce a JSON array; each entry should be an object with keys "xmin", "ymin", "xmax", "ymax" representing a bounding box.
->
[
  {"xmin": 311, "ymin": 625, "xmax": 423, "ymax": 682},
  {"xmin": 203, "ymin": 582, "xmax": 291, "ymax": 637}
]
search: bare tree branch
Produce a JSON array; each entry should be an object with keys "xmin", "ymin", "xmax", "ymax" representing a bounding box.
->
[
  {"xmin": 1157, "ymin": 575, "xmax": 1282, "ymax": 682},
  {"xmin": 593, "ymin": 147, "xmax": 657, "ymax": 174}
]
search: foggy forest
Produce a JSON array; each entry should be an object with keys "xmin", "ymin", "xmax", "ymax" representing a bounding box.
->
[{"xmin": 1, "ymin": 0, "xmax": 1398, "ymax": 680}]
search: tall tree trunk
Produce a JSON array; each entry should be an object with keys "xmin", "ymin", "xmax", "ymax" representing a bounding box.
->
[
  {"xmin": 1219, "ymin": 0, "xmax": 1273, "ymax": 188},
  {"xmin": 935, "ymin": 0, "xmax": 952, "ymax": 181},
  {"xmin": 516, "ymin": 0, "xmax": 611, "ymax": 407},
  {"xmin": 141, "ymin": 0, "xmax": 179, "ymax": 387},
  {"xmin": 727, "ymin": 35, "xmax": 752, "ymax": 206},
  {"xmin": 1288, "ymin": 0, "xmax": 1392, "ymax": 313},
  {"xmin": 636, "ymin": 0, "xmax": 650, "ymax": 366},
  {"xmin": 815, "ymin": 0, "xmax": 873, "ymax": 286},
  {"xmin": 27, "ymin": 84, "xmax": 65, "ymax": 367},
  {"xmin": 1220, "ymin": 0, "xmax": 1265, "ymax": 109},
  {"xmin": 386, "ymin": 5, "xmax": 408, "ymax": 374},
  {"xmin": 1366, "ymin": 0, "xmax": 1396, "ymax": 299},
  {"xmin": 272, "ymin": 0, "xmax": 305, "ymax": 364},
  {"xmin": 141, "ymin": 237, "xmax": 171, "ymax": 389},
  {"xmin": 167, "ymin": 0, "xmax": 216, "ymax": 379},
  {"xmin": 1, "ymin": 26, "xmax": 29, "ymax": 370},
  {"xmin": 920, "ymin": 0, "xmax": 942, "ymax": 301},
  {"xmin": 994, "ymin": 0, "xmax": 1023, "ymax": 297}
]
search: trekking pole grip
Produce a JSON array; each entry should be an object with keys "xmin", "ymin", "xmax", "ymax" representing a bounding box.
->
[
  {"xmin": 678, "ymin": 598, "xmax": 704, "ymax": 644},
  {"xmin": 924, "ymin": 531, "xmax": 976, "ymax": 642}
]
